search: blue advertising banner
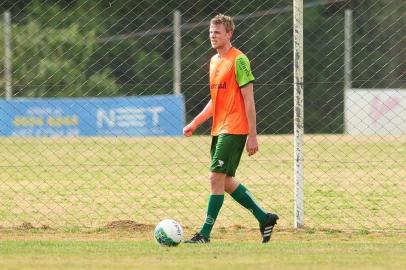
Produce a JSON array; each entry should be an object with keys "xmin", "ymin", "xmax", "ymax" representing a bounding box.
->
[{"xmin": 0, "ymin": 95, "xmax": 185, "ymax": 137}]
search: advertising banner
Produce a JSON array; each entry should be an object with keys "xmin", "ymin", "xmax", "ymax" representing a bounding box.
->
[
  {"xmin": 0, "ymin": 95, "xmax": 185, "ymax": 137},
  {"xmin": 345, "ymin": 89, "xmax": 406, "ymax": 135}
]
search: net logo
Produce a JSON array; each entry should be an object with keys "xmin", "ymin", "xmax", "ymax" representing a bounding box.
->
[{"xmin": 96, "ymin": 106, "xmax": 164, "ymax": 128}]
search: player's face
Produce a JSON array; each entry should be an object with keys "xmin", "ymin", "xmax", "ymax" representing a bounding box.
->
[{"xmin": 209, "ymin": 24, "xmax": 232, "ymax": 49}]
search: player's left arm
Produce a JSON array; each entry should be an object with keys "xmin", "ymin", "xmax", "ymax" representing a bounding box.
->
[
  {"xmin": 241, "ymin": 84, "xmax": 258, "ymax": 156},
  {"xmin": 235, "ymin": 54, "xmax": 258, "ymax": 156}
]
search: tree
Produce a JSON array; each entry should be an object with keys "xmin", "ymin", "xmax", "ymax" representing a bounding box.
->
[{"xmin": 11, "ymin": 21, "xmax": 119, "ymax": 97}]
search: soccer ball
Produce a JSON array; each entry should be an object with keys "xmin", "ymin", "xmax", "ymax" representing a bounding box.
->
[{"xmin": 154, "ymin": 219, "xmax": 183, "ymax": 246}]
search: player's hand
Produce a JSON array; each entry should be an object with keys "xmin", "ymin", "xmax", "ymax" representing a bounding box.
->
[
  {"xmin": 246, "ymin": 135, "xmax": 259, "ymax": 156},
  {"xmin": 183, "ymin": 123, "xmax": 196, "ymax": 137}
]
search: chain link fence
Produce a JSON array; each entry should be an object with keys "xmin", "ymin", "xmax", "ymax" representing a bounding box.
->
[{"xmin": 0, "ymin": 0, "xmax": 405, "ymax": 232}]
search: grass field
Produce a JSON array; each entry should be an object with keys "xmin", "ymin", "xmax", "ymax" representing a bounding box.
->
[
  {"xmin": 1, "ymin": 228, "xmax": 405, "ymax": 270},
  {"xmin": 0, "ymin": 135, "xmax": 405, "ymax": 231},
  {"xmin": 0, "ymin": 134, "xmax": 405, "ymax": 269}
]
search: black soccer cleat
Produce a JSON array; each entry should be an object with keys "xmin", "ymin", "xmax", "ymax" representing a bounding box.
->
[
  {"xmin": 260, "ymin": 213, "xmax": 279, "ymax": 243},
  {"xmin": 184, "ymin": 232, "xmax": 210, "ymax": 244}
]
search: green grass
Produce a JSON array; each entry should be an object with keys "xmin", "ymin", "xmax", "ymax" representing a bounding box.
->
[
  {"xmin": 1, "ymin": 230, "xmax": 405, "ymax": 270},
  {"xmin": 0, "ymin": 133, "xmax": 405, "ymax": 270},
  {"xmin": 0, "ymin": 135, "xmax": 405, "ymax": 230}
]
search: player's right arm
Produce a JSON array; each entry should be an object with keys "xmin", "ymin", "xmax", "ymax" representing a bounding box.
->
[{"xmin": 183, "ymin": 100, "xmax": 213, "ymax": 137}]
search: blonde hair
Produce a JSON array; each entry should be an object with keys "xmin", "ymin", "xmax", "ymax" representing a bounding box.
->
[{"xmin": 210, "ymin": 14, "xmax": 235, "ymax": 33}]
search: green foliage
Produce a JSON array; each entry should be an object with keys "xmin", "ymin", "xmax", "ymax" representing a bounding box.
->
[{"xmin": 11, "ymin": 20, "xmax": 118, "ymax": 97}]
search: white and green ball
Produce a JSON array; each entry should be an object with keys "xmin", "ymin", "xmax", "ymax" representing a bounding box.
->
[{"xmin": 154, "ymin": 219, "xmax": 183, "ymax": 246}]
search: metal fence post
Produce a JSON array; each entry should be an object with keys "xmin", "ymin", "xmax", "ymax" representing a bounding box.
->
[
  {"xmin": 344, "ymin": 9, "xmax": 353, "ymax": 90},
  {"xmin": 173, "ymin": 10, "xmax": 181, "ymax": 95},
  {"xmin": 293, "ymin": 0, "xmax": 304, "ymax": 229},
  {"xmin": 4, "ymin": 11, "xmax": 12, "ymax": 99}
]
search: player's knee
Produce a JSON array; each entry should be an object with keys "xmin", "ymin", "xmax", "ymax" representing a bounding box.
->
[
  {"xmin": 224, "ymin": 183, "xmax": 233, "ymax": 194},
  {"xmin": 224, "ymin": 177, "xmax": 239, "ymax": 194},
  {"xmin": 209, "ymin": 173, "xmax": 219, "ymax": 186},
  {"xmin": 209, "ymin": 173, "xmax": 225, "ymax": 193}
]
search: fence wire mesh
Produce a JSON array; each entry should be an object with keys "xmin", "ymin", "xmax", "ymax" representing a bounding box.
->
[{"xmin": 0, "ymin": 0, "xmax": 405, "ymax": 231}]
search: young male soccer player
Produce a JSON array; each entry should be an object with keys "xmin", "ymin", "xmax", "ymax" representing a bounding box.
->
[{"xmin": 183, "ymin": 14, "xmax": 279, "ymax": 244}]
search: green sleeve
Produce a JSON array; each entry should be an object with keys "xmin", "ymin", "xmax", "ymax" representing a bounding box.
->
[{"xmin": 235, "ymin": 54, "xmax": 255, "ymax": 88}]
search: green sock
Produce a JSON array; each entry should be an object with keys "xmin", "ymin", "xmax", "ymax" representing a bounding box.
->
[
  {"xmin": 199, "ymin": 194, "xmax": 224, "ymax": 239},
  {"xmin": 230, "ymin": 184, "xmax": 268, "ymax": 224}
]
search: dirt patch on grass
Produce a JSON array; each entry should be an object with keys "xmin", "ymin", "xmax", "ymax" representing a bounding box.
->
[
  {"xmin": 104, "ymin": 220, "xmax": 154, "ymax": 232},
  {"xmin": 14, "ymin": 222, "xmax": 53, "ymax": 231},
  {"xmin": 17, "ymin": 222, "xmax": 35, "ymax": 230}
]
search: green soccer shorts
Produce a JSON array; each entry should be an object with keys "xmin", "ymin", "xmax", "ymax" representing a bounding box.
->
[{"xmin": 210, "ymin": 134, "xmax": 247, "ymax": 177}]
